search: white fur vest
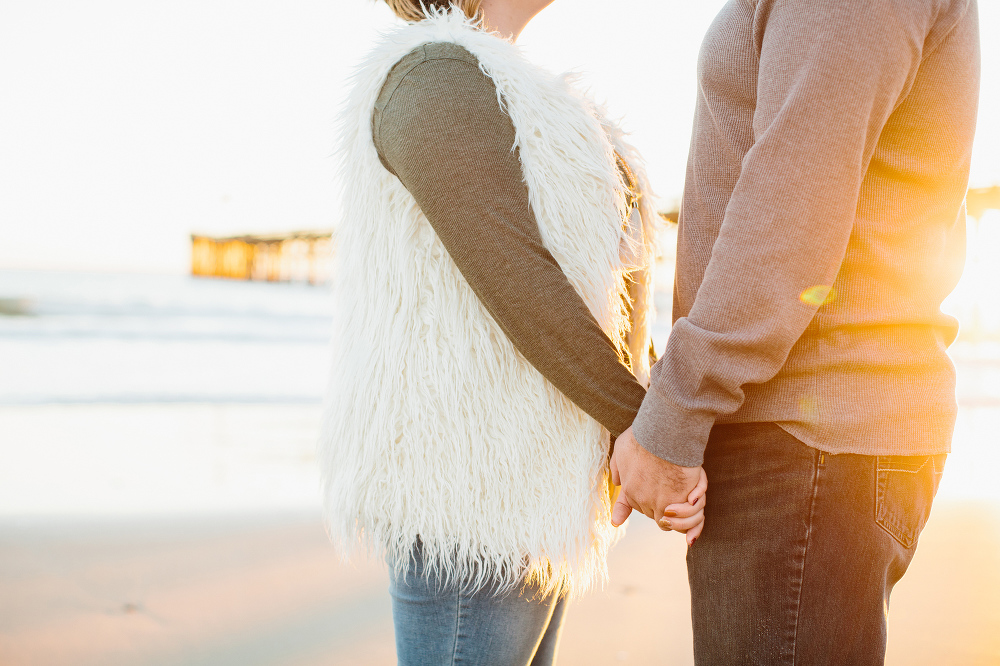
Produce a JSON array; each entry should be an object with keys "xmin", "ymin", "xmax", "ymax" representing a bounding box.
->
[{"xmin": 319, "ymin": 9, "xmax": 659, "ymax": 595}]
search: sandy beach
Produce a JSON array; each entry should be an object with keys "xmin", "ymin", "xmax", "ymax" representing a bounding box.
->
[
  {"xmin": 2, "ymin": 271, "xmax": 998, "ymax": 665},
  {"xmin": 2, "ymin": 501, "xmax": 997, "ymax": 666}
]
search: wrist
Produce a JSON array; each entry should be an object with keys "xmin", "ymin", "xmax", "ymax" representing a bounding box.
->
[{"xmin": 632, "ymin": 387, "xmax": 714, "ymax": 467}]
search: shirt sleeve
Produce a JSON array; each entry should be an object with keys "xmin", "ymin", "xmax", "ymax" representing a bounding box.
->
[
  {"xmin": 375, "ymin": 55, "xmax": 647, "ymax": 439},
  {"xmin": 632, "ymin": 0, "xmax": 950, "ymax": 466}
]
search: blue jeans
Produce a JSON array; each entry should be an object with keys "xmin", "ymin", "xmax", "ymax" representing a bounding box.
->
[
  {"xmin": 389, "ymin": 543, "xmax": 568, "ymax": 665},
  {"xmin": 688, "ymin": 422, "xmax": 945, "ymax": 665}
]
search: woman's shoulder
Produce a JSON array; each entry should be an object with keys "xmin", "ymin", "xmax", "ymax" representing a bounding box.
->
[
  {"xmin": 373, "ymin": 41, "xmax": 505, "ymax": 169},
  {"xmin": 409, "ymin": 41, "xmax": 480, "ymax": 69},
  {"xmin": 376, "ymin": 41, "xmax": 488, "ymax": 115}
]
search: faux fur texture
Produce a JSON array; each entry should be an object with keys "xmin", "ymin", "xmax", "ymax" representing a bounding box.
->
[{"xmin": 318, "ymin": 8, "xmax": 658, "ymax": 596}]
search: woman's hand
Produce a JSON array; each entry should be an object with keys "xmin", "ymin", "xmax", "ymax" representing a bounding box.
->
[{"xmin": 658, "ymin": 467, "xmax": 707, "ymax": 546}]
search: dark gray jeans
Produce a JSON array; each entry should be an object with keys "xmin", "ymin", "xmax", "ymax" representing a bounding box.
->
[{"xmin": 688, "ymin": 422, "xmax": 945, "ymax": 665}]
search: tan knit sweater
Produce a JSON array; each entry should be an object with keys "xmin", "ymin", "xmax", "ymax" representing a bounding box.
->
[{"xmin": 633, "ymin": 0, "xmax": 980, "ymax": 465}]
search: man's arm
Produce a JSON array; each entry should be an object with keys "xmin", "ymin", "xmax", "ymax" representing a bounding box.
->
[{"xmin": 631, "ymin": 0, "xmax": 946, "ymax": 467}]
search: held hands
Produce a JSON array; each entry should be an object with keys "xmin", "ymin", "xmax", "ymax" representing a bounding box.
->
[{"xmin": 609, "ymin": 426, "xmax": 707, "ymax": 545}]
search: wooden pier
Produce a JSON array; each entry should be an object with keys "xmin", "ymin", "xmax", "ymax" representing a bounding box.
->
[
  {"xmin": 968, "ymin": 185, "xmax": 1000, "ymax": 221},
  {"xmin": 188, "ymin": 188, "xmax": 997, "ymax": 285},
  {"xmin": 190, "ymin": 231, "xmax": 333, "ymax": 284}
]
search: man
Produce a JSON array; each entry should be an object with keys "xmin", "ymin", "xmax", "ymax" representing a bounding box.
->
[{"xmin": 610, "ymin": 0, "xmax": 980, "ymax": 662}]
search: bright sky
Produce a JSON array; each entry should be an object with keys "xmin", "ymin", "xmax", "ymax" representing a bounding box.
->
[{"xmin": 0, "ymin": 1, "xmax": 997, "ymax": 274}]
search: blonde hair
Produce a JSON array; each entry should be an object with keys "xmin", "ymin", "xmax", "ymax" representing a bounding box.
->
[{"xmin": 382, "ymin": 0, "xmax": 482, "ymax": 22}]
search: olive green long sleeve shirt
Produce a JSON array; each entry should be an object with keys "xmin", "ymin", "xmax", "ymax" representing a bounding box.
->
[{"xmin": 372, "ymin": 42, "xmax": 647, "ymax": 439}]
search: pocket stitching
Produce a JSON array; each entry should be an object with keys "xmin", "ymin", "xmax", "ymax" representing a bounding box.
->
[
  {"xmin": 874, "ymin": 455, "xmax": 941, "ymax": 549},
  {"xmin": 875, "ymin": 469, "xmax": 917, "ymax": 548},
  {"xmin": 877, "ymin": 458, "xmax": 929, "ymax": 474}
]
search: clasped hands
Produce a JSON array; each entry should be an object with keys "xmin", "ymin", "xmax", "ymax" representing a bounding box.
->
[{"xmin": 609, "ymin": 426, "xmax": 707, "ymax": 545}]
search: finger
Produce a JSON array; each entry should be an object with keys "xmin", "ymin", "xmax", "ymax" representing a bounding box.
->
[
  {"xmin": 686, "ymin": 519, "xmax": 704, "ymax": 546},
  {"xmin": 610, "ymin": 450, "xmax": 621, "ymax": 487},
  {"xmin": 664, "ymin": 508, "xmax": 704, "ymax": 533},
  {"xmin": 687, "ymin": 468, "xmax": 708, "ymax": 505},
  {"xmin": 662, "ymin": 498, "xmax": 699, "ymax": 519},
  {"xmin": 684, "ymin": 468, "xmax": 707, "ymax": 506},
  {"xmin": 656, "ymin": 504, "xmax": 687, "ymax": 532},
  {"xmin": 662, "ymin": 489, "xmax": 706, "ymax": 520},
  {"xmin": 611, "ymin": 493, "xmax": 632, "ymax": 527}
]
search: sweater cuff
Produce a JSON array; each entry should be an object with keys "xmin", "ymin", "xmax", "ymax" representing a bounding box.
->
[{"xmin": 631, "ymin": 385, "xmax": 715, "ymax": 467}]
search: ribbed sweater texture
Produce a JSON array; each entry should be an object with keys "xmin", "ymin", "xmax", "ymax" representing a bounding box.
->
[{"xmin": 633, "ymin": 0, "xmax": 981, "ymax": 465}]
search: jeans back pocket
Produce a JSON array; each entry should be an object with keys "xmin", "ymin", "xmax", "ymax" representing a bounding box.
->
[{"xmin": 874, "ymin": 454, "xmax": 946, "ymax": 549}]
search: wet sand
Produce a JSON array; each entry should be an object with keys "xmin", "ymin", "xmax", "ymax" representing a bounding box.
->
[{"xmin": 1, "ymin": 502, "xmax": 997, "ymax": 666}]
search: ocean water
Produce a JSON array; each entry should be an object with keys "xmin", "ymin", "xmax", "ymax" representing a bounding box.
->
[
  {"xmin": 0, "ymin": 267, "xmax": 997, "ymax": 517},
  {"xmin": 0, "ymin": 270, "xmax": 333, "ymax": 516},
  {"xmin": 0, "ymin": 269, "xmax": 333, "ymax": 405}
]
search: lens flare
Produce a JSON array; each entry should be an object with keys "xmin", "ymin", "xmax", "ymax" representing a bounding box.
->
[
  {"xmin": 798, "ymin": 395, "xmax": 819, "ymax": 423},
  {"xmin": 800, "ymin": 285, "xmax": 836, "ymax": 306}
]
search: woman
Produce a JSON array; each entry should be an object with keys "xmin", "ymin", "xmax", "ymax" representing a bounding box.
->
[{"xmin": 319, "ymin": 1, "xmax": 705, "ymax": 663}]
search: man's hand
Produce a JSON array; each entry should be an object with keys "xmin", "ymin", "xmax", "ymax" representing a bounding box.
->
[{"xmin": 610, "ymin": 426, "xmax": 706, "ymax": 544}]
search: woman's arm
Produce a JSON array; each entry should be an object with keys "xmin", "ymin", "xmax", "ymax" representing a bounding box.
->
[{"xmin": 374, "ymin": 44, "xmax": 646, "ymax": 438}]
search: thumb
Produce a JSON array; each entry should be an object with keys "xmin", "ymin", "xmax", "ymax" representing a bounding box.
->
[
  {"xmin": 611, "ymin": 493, "xmax": 633, "ymax": 527},
  {"xmin": 610, "ymin": 449, "xmax": 621, "ymax": 487}
]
